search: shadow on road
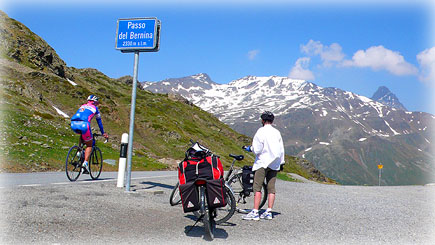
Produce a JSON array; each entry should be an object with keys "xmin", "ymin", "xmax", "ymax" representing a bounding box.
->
[
  {"xmin": 138, "ymin": 181, "xmax": 175, "ymax": 190},
  {"xmin": 184, "ymin": 225, "xmax": 228, "ymax": 240}
]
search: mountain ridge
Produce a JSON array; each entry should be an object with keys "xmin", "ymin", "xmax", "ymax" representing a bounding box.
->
[{"xmin": 142, "ymin": 73, "xmax": 435, "ymax": 185}]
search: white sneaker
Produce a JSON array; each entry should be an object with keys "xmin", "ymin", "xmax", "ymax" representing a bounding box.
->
[
  {"xmin": 242, "ymin": 210, "xmax": 259, "ymax": 221},
  {"xmin": 82, "ymin": 162, "xmax": 89, "ymax": 174},
  {"xmin": 260, "ymin": 211, "xmax": 273, "ymax": 220}
]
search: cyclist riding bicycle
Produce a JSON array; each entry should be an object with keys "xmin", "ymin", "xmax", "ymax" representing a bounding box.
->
[{"xmin": 70, "ymin": 95, "xmax": 108, "ymax": 174}]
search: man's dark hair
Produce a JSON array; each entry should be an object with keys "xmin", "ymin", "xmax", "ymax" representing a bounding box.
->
[{"xmin": 261, "ymin": 111, "xmax": 274, "ymax": 123}]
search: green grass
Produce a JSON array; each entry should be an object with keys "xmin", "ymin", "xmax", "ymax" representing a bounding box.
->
[{"xmin": 277, "ymin": 172, "xmax": 302, "ymax": 182}]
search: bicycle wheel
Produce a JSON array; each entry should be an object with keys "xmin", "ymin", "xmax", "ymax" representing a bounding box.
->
[
  {"xmin": 89, "ymin": 146, "xmax": 103, "ymax": 180},
  {"xmin": 169, "ymin": 182, "xmax": 182, "ymax": 206},
  {"xmin": 227, "ymin": 173, "xmax": 267, "ymax": 213},
  {"xmin": 66, "ymin": 145, "xmax": 82, "ymax": 181},
  {"xmin": 215, "ymin": 185, "xmax": 236, "ymax": 225},
  {"xmin": 199, "ymin": 186, "xmax": 214, "ymax": 241}
]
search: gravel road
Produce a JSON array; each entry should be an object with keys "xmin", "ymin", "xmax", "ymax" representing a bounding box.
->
[{"xmin": 1, "ymin": 172, "xmax": 434, "ymax": 244}]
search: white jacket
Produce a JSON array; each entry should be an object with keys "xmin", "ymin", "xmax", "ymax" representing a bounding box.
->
[{"xmin": 251, "ymin": 124, "xmax": 285, "ymax": 171}]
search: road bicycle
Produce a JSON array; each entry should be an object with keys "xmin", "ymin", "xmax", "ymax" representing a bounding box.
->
[
  {"xmin": 65, "ymin": 133, "xmax": 105, "ymax": 181},
  {"xmin": 224, "ymin": 154, "xmax": 268, "ymax": 214}
]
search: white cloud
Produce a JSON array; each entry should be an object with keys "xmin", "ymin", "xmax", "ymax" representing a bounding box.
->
[
  {"xmin": 301, "ymin": 40, "xmax": 345, "ymax": 67},
  {"xmin": 247, "ymin": 49, "xmax": 260, "ymax": 60},
  {"xmin": 342, "ymin": 45, "xmax": 418, "ymax": 76},
  {"xmin": 417, "ymin": 47, "xmax": 435, "ymax": 83},
  {"xmin": 289, "ymin": 57, "xmax": 315, "ymax": 80}
]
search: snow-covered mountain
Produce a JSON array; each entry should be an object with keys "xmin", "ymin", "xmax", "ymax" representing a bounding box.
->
[
  {"xmin": 371, "ymin": 86, "xmax": 407, "ymax": 111},
  {"xmin": 142, "ymin": 74, "xmax": 435, "ymax": 185}
]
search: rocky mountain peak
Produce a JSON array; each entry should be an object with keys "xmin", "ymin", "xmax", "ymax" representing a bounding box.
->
[{"xmin": 371, "ymin": 86, "xmax": 407, "ymax": 111}]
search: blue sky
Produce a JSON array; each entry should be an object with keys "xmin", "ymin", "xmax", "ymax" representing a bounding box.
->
[{"xmin": 2, "ymin": 0, "xmax": 435, "ymax": 113}]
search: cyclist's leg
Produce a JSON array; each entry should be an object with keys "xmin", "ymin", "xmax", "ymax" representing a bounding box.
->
[
  {"xmin": 81, "ymin": 122, "xmax": 93, "ymax": 162},
  {"xmin": 253, "ymin": 167, "xmax": 266, "ymax": 210},
  {"xmin": 265, "ymin": 168, "xmax": 277, "ymax": 209}
]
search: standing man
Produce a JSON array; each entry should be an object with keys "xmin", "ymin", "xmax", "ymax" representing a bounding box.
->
[{"xmin": 242, "ymin": 111, "xmax": 285, "ymax": 220}]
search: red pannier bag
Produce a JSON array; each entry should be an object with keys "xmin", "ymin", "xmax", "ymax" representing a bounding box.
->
[
  {"xmin": 178, "ymin": 155, "xmax": 223, "ymax": 185},
  {"xmin": 178, "ymin": 155, "xmax": 226, "ymax": 212}
]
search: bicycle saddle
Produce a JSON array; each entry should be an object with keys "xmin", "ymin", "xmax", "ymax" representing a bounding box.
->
[{"xmin": 229, "ymin": 154, "xmax": 244, "ymax": 161}]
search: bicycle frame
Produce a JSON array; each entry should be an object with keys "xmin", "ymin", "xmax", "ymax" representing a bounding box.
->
[{"xmin": 223, "ymin": 158, "xmax": 239, "ymax": 197}]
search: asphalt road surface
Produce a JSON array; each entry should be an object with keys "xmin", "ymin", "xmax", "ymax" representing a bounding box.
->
[{"xmin": 1, "ymin": 171, "xmax": 434, "ymax": 244}]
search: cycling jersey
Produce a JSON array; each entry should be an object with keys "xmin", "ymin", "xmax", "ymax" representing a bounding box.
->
[{"xmin": 70, "ymin": 102, "xmax": 105, "ymax": 141}]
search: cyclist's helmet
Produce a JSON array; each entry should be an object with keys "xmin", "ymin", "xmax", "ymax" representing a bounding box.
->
[
  {"xmin": 87, "ymin": 95, "xmax": 99, "ymax": 103},
  {"xmin": 260, "ymin": 111, "xmax": 274, "ymax": 122}
]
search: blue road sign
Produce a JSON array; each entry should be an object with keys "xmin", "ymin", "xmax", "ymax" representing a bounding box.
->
[{"xmin": 115, "ymin": 18, "xmax": 160, "ymax": 52}]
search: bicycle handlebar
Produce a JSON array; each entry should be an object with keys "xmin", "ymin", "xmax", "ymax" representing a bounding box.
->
[{"xmin": 93, "ymin": 133, "xmax": 108, "ymax": 143}]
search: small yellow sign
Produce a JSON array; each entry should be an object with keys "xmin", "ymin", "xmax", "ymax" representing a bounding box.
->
[{"xmin": 378, "ymin": 164, "xmax": 383, "ymax": 169}]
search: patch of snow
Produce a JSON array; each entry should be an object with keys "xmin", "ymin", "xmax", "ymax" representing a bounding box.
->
[
  {"xmin": 359, "ymin": 138, "xmax": 367, "ymax": 142},
  {"xmin": 384, "ymin": 120, "xmax": 400, "ymax": 135},
  {"xmin": 67, "ymin": 78, "xmax": 77, "ymax": 86},
  {"xmin": 357, "ymin": 95, "xmax": 372, "ymax": 103},
  {"xmin": 53, "ymin": 106, "xmax": 69, "ymax": 118},
  {"xmin": 319, "ymin": 142, "xmax": 330, "ymax": 145},
  {"xmin": 305, "ymin": 147, "xmax": 312, "ymax": 152}
]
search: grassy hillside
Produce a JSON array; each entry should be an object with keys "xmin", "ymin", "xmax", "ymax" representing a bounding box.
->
[{"xmin": 0, "ymin": 11, "xmax": 334, "ymax": 183}]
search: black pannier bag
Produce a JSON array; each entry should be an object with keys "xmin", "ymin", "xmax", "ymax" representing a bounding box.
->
[
  {"xmin": 205, "ymin": 178, "xmax": 227, "ymax": 209},
  {"xmin": 179, "ymin": 181, "xmax": 200, "ymax": 213},
  {"xmin": 241, "ymin": 165, "xmax": 254, "ymax": 195}
]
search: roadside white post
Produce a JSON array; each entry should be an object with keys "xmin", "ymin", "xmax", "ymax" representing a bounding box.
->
[{"xmin": 117, "ymin": 133, "xmax": 129, "ymax": 187}]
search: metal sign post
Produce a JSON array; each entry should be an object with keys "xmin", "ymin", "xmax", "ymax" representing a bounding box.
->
[{"xmin": 115, "ymin": 17, "xmax": 161, "ymax": 192}]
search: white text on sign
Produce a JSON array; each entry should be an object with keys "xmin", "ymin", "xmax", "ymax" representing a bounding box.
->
[
  {"xmin": 127, "ymin": 22, "xmax": 146, "ymax": 29},
  {"xmin": 118, "ymin": 32, "xmax": 153, "ymax": 40}
]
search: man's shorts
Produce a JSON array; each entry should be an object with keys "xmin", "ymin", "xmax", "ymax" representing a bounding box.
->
[
  {"xmin": 253, "ymin": 167, "xmax": 278, "ymax": 194},
  {"xmin": 70, "ymin": 121, "xmax": 92, "ymax": 142}
]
